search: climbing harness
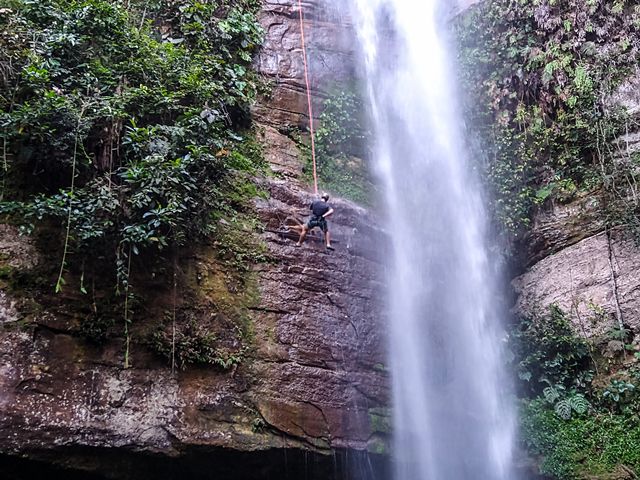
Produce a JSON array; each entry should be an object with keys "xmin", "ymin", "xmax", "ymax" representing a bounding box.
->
[
  {"xmin": 266, "ymin": 215, "xmax": 339, "ymax": 245},
  {"xmin": 297, "ymin": 0, "xmax": 319, "ymax": 195}
]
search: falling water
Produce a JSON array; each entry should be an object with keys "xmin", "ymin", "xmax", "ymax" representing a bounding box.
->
[{"xmin": 348, "ymin": 0, "xmax": 517, "ymax": 478}]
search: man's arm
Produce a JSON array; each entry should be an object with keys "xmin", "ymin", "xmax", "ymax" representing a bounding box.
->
[{"xmin": 323, "ymin": 208, "xmax": 334, "ymax": 219}]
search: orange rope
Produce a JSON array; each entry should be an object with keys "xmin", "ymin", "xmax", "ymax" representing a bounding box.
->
[{"xmin": 297, "ymin": 0, "xmax": 319, "ymax": 195}]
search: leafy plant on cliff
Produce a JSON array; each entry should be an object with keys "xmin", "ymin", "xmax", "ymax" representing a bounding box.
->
[
  {"xmin": 511, "ymin": 304, "xmax": 640, "ymax": 477},
  {"xmin": 601, "ymin": 379, "xmax": 636, "ymax": 412},
  {"xmin": 307, "ymin": 88, "xmax": 374, "ymax": 204},
  {"xmin": 0, "ymin": 0, "xmax": 265, "ymax": 365},
  {"xmin": 152, "ymin": 310, "xmax": 245, "ymax": 370},
  {"xmin": 509, "ymin": 304, "xmax": 593, "ymax": 396},
  {"xmin": 521, "ymin": 399, "xmax": 640, "ymax": 479},
  {"xmin": 541, "ymin": 385, "xmax": 590, "ymax": 420},
  {"xmin": 455, "ymin": 0, "xmax": 640, "ymax": 238}
]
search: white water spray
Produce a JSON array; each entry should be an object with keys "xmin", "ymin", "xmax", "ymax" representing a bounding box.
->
[{"xmin": 349, "ymin": 1, "xmax": 517, "ymax": 478}]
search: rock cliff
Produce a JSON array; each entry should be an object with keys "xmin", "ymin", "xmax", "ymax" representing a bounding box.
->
[
  {"xmin": 513, "ymin": 69, "xmax": 640, "ymax": 341},
  {"xmin": 0, "ymin": 1, "xmax": 390, "ymax": 478}
]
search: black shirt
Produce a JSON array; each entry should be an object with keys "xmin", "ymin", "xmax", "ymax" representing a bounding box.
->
[{"xmin": 310, "ymin": 200, "xmax": 330, "ymax": 217}]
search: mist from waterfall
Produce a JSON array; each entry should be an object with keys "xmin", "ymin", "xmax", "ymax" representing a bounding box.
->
[{"xmin": 348, "ymin": 0, "xmax": 517, "ymax": 478}]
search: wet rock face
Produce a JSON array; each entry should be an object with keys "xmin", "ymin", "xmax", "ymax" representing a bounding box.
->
[
  {"xmin": 0, "ymin": 1, "xmax": 389, "ymax": 476},
  {"xmin": 250, "ymin": 177, "xmax": 388, "ymax": 451},
  {"xmin": 0, "ymin": 187, "xmax": 389, "ymax": 474},
  {"xmin": 253, "ymin": 0, "xmax": 356, "ymax": 127},
  {"xmin": 250, "ymin": 1, "xmax": 389, "ymax": 452}
]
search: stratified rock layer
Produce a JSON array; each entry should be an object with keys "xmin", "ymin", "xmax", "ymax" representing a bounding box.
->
[
  {"xmin": 0, "ymin": 187, "xmax": 388, "ymax": 471},
  {"xmin": 254, "ymin": 0, "xmax": 356, "ymax": 127},
  {"xmin": 514, "ymin": 229, "xmax": 640, "ymax": 337}
]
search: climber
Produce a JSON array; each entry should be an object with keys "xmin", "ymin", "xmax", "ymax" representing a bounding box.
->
[{"xmin": 295, "ymin": 193, "xmax": 335, "ymax": 250}]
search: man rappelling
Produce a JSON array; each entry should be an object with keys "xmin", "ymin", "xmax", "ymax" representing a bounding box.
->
[{"xmin": 295, "ymin": 193, "xmax": 335, "ymax": 251}]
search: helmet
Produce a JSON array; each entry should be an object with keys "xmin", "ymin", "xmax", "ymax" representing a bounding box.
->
[{"xmin": 321, "ymin": 193, "xmax": 330, "ymax": 201}]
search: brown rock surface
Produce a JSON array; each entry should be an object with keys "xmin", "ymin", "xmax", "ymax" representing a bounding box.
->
[
  {"xmin": 253, "ymin": 0, "xmax": 356, "ymax": 127},
  {"xmin": 0, "ymin": 182, "xmax": 388, "ymax": 461},
  {"xmin": 0, "ymin": 224, "xmax": 39, "ymax": 270},
  {"xmin": 257, "ymin": 125, "xmax": 303, "ymax": 178},
  {"xmin": 249, "ymin": 176, "xmax": 388, "ymax": 451},
  {"xmin": 521, "ymin": 193, "xmax": 605, "ymax": 267},
  {"xmin": 0, "ymin": 225, "xmax": 39, "ymax": 325}
]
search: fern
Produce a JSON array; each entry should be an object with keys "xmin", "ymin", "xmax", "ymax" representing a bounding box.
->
[
  {"xmin": 543, "ymin": 386, "xmax": 561, "ymax": 404},
  {"xmin": 550, "ymin": 394, "xmax": 590, "ymax": 420},
  {"xmin": 569, "ymin": 394, "xmax": 590, "ymax": 415},
  {"xmin": 555, "ymin": 399, "xmax": 572, "ymax": 420}
]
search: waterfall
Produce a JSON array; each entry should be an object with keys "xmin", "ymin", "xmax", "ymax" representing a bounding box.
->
[{"xmin": 348, "ymin": 0, "xmax": 517, "ymax": 478}]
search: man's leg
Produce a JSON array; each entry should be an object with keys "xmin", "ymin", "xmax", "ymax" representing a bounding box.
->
[
  {"xmin": 296, "ymin": 225, "xmax": 308, "ymax": 246},
  {"xmin": 324, "ymin": 230, "xmax": 334, "ymax": 250}
]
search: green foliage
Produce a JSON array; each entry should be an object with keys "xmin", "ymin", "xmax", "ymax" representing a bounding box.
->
[
  {"xmin": 79, "ymin": 308, "xmax": 116, "ymax": 343},
  {"xmin": 521, "ymin": 399, "xmax": 640, "ymax": 479},
  {"xmin": 211, "ymin": 215, "xmax": 269, "ymax": 275},
  {"xmin": 251, "ymin": 417, "xmax": 267, "ymax": 433},
  {"xmin": 455, "ymin": 0, "xmax": 640, "ymax": 237},
  {"xmin": 310, "ymin": 88, "xmax": 373, "ymax": 204},
  {"xmin": 482, "ymin": 2, "xmax": 640, "ymax": 460},
  {"xmin": 0, "ymin": 0, "xmax": 265, "ymax": 363},
  {"xmin": 601, "ymin": 379, "xmax": 637, "ymax": 413},
  {"xmin": 1, "ymin": 0, "xmax": 263, "ymax": 256},
  {"xmin": 511, "ymin": 305, "xmax": 640, "ymax": 477},
  {"xmin": 152, "ymin": 312, "xmax": 243, "ymax": 370},
  {"xmin": 509, "ymin": 304, "xmax": 593, "ymax": 396},
  {"xmin": 606, "ymin": 325, "xmax": 632, "ymax": 342},
  {"xmin": 548, "ymin": 391, "xmax": 590, "ymax": 420},
  {"xmin": 541, "ymin": 384, "xmax": 591, "ymax": 420},
  {"xmin": 316, "ymin": 90, "xmax": 368, "ymax": 159}
]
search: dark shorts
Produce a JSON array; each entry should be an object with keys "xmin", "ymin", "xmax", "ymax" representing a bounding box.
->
[{"xmin": 307, "ymin": 216, "xmax": 328, "ymax": 233}]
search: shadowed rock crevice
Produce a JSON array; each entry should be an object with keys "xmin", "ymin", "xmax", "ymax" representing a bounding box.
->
[{"xmin": 0, "ymin": 447, "xmax": 390, "ymax": 480}]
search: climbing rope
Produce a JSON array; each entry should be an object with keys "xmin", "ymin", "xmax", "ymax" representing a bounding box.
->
[{"xmin": 297, "ymin": 0, "xmax": 319, "ymax": 195}]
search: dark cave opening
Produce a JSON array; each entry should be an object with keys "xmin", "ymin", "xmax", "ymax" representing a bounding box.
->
[{"xmin": 0, "ymin": 446, "xmax": 391, "ymax": 480}]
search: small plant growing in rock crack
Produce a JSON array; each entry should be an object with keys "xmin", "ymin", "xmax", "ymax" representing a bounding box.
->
[
  {"xmin": 600, "ymin": 379, "xmax": 636, "ymax": 413},
  {"xmin": 152, "ymin": 310, "xmax": 246, "ymax": 371},
  {"xmin": 251, "ymin": 417, "xmax": 267, "ymax": 433}
]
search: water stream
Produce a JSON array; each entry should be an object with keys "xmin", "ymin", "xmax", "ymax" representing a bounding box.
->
[{"xmin": 348, "ymin": 0, "xmax": 517, "ymax": 478}]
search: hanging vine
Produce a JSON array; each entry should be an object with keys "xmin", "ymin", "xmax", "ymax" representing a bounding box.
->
[
  {"xmin": 0, "ymin": 0, "xmax": 265, "ymax": 366},
  {"xmin": 455, "ymin": 0, "xmax": 640, "ymax": 239}
]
